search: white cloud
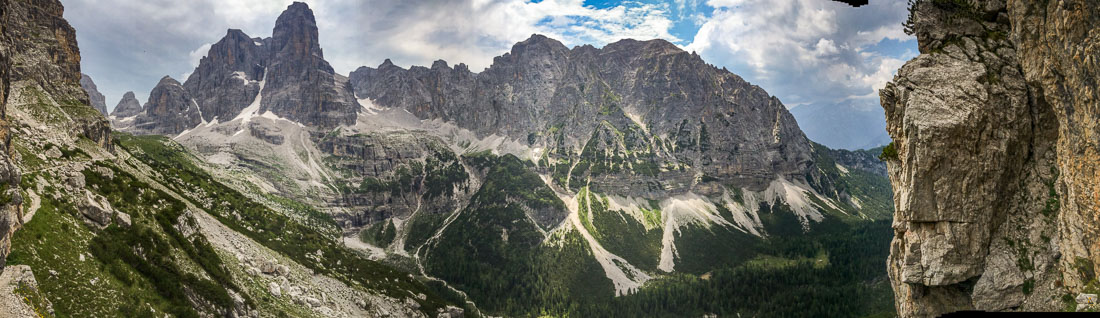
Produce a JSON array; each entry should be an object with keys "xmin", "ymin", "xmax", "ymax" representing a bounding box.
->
[
  {"xmin": 686, "ymin": 0, "xmax": 913, "ymax": 106},
  {"xmin": 181, "ymin": 42, "xmax": 213, "ymax": 80},
  {"xmin": 321, "ymin": 0, "xmax": 682, "ymax": 72}
]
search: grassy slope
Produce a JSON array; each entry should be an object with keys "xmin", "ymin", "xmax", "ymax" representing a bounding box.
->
[
  {"xmin": 114, "ymin": 134, "xmax": 465, "ymax": 314},
  {"xmin": 10, "ymin": 163, "xmax": 244, "ymax": 317}
]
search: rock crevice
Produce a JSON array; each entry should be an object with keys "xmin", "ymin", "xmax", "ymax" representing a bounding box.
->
[{"xmin": 884, "ymin": 0, "xmax": 1099, "ymax": 316}]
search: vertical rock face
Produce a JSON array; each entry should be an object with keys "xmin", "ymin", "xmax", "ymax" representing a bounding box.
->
[
  {"xmin": 883, "ymin": 0, "xmax": 1098, "ymax": 316},
  {"xmin": 1005, "ymin": 0, "xmax": 1100, "ymax": 295},
  {"xmin": 350, "ymin": 35, "xmax": 813, "ymax": 191},
  {"xmin": 3, "ymin": 0, "xmax": 111, "ymax": 149},
  {"xmin": 118, "ymin": 2, "xmax": 358, "ymax": 134},
  {"xmin": 79, "ymin": 73, "xmax": 108, "ymax": 115},
  {"xmin": 110, "ymin": 91, "xmax": 141, "ymax": 118},
  {"xmin": 132, "ymin": 76, "xmax": 202, "ymax": 135},
  {"xmin": 259, "ymin": 2, "xmax": 357, "ymax": 128},
  {"xmin": 183, "ymin": 29, "xmax": 266, "ymax": 122},
  {"xmin": 0, "ymin": 0, "xmax": 20, "ymax": 271}
]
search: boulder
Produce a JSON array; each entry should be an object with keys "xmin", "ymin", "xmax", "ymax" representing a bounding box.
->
[
  {"xmin": 268, "ymin": 282, "xmax": 282, "ymax": 297},
  {"xmin": 79, "ymin": 190, "xmax": 114, "ymax": 227},
  {"xmin": 116, "ymin": 212, "xmax": 132, "ymax": 228},
  {"xmin": 44, "ymin": 146, "xmax": 61, "ymax": 159},
  {"xmin": 67, "ymin": 172, "xmax": 85, "ymax": 189}
]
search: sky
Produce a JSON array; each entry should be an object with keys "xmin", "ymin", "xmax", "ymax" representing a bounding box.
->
[{"xmin": 62, "ymin": 0, "xmax": 916, "ymax": 113}]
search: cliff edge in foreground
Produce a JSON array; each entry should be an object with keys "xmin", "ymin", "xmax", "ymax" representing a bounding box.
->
[{"xmin": 882, "ymin": 0, "xmax": 1099, "ymax": 316}]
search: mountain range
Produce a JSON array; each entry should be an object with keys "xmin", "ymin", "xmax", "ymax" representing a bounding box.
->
[{"xmin": 0, "ymin": 1, "xmax": 903, "ymax": 317}]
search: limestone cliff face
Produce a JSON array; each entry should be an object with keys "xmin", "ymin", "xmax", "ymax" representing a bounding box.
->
[
  {"xmin": 3, "ymin": 0, "xmax": 111, "ymax": 149},
  {"xmin": 1006, "ymin": 0, "xmax": 1100, "ymax": 296},
  {"xmin": 117, "ymin": 1, "xmax": 359, "ymax": 134},
  {"xmin": 131, "ymin": 76, "xmax": 202, "ymax": 135},
  {"xmin": 0, "ymin": 0, "xmax": 21, "ymax": 271},
  {"xmin": 183, "ymin": 29, "xmax": 266, "ymax": 123},
  {"xmin": 79, "ymin": 73, "xmax": 108, "ymax": 116},
  {"xmin": 260, "ymin": 2, "xmax": 358, "ymax": 128},
  {"xmin": 350, "ymin": 35, "xmax": 814, "ymax": 192},
  {"xmin": 882, "ymin": 0, "xmax": 1099, "ymax": 316}
]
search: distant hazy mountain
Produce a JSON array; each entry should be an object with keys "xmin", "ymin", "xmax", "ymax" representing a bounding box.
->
[{"xmin": 790, "ymin": 101, "xmax": 891, "ymax": 150}]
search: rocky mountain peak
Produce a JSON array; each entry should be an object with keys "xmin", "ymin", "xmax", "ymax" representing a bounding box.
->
[
  {"xmin": 257, "ymin": 1, "xmax": 358, "ymax": 128},
  {"xmin": 131, "ymin": 75, "xmax": 201, "ymax": 135},
  {"xmin": 111, "ymin": 91, "xmax": 142, "ymax": 118},
  {"xmin": 155, "ymin": 75, "xmax": 181, "ymax": 87},
  {"xmin": 115, "ymin": 1, "xmax": 357, "ymax": 132},
  {"xmin": 603, "ymin": 38, "xmax": 683, "ymax": 58},
  {"xmin": 201, "ymin": 28, "xmax": 266, "ymax": 78},
  {"xmin": 79, "ymin": 73, "xmax": 108, "ymax": 115},
  {"xmin": 504, "ymin": 33, "xmax": 569, "ymax": 61},
  {"xmin": 378, "ymin": 58, "xmax": 397, "ymax": 69},
  {"xmin": 350, "ymin": 33, "xmax": 814, "ymax": 192},
  {"xmin": 271, "ymin": 1, "xmax": 322, "ymax": 60},
  {"xmin": 183, "ymin": 27, "xmax": 266, "ymax": 122}
]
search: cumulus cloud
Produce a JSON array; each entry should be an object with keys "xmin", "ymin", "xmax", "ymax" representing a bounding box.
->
[
  {"xmin": 686, "ymin": 0, "xmax": 915, "ymax": 106},
  {"xmin": 320, "ymin": 0, "xmax": 681, "ymax": 73}
]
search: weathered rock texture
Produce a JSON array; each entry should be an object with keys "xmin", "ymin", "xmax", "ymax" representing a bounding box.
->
[
  {"xmin": 79, "ymin": 73, "xmax": 107, "ymax": 115},
  {"xmin": 3, "ymin": 0, "xmax": 111, "ymax": 149},
  {"xmin": 120, "ymin": 2, "xmax": 359, "ymax": 134},
  {"xmin": 131, "ymin": 76, "xmax": 202, "ymax": 135},
  {"xmin": 883, "ymin": 0, "xmax": 1099, "ymax": 316},
  {"xmin": 0, "ymin": 0, "xmax": 20, "ymax": 271},
  {"xmin": 184, "ymin": 29, "xmax": 265, "ymax": 123},
  {"xmin": 350, "ymin": 35, "xmax": 814, "ymax": 193},
  {"xmin": 317, "ymin": 131, "xmax": 476, "ymax": 230},
  {"xmin": 110, "ymin": 91, "xmax": 141, "ymax": 118},
  {"xmin": 259, "ymin": 2, "xmax": 358, "ymax": 128}
]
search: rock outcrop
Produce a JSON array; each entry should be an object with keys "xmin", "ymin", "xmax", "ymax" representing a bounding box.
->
[
  {"xmin": 0, "ymin": 0, "xmax": 21, "ymax": 271},
  {"xmin": 131, "ymin": 76, "xmax": 202, "ymax": 135},
  {"xmin": 2, "ymin": 0, "xmax": 111, "ymax": 149},
  {"xmin": 79, "ymin": 73, "xmax": 108, "ymax": 116},
  {"xmin": 110, "ymin": 91, "xmax": 141, "ymax": 118},
  {"xmin": 183, "ymin": 29, "xmax": 265, "ymax": 123},
  {"xmin": 317, "ymin": 131, "xmax": 475, "ymax": 230},
  {"xmin": 882, "ymin": 0, "xmax": 1099, "ymax": 316}
]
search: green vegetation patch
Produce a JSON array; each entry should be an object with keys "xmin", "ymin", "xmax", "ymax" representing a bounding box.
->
[
  {"xmin": 426, "ymin": 154, "xmax": 611, "ymax": 316},
  {"xmin": 115, "ymin": 134, "xmax": 457, "ymax": 314},
  {"xmin": 579, "ymin": 188, "xmax": 662, "ymax": 271},
  {"xmin": 360, "ymin": 219, "xmax": 397, "ymax": 247},
  {"xmin": 572, "ymin": 220, "xmax": 896, "ymax": 317}
]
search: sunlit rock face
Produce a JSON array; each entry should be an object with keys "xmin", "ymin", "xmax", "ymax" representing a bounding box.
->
[
  {"xmin": 882, "ymin": 0, "xmax": 1100, "ymax": 316},
  {"xmin": 350, "ymin": 35, "xmax": 816, "ymax": 193}
]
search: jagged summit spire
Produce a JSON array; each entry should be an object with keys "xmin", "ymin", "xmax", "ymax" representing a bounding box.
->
[{"xmin": 272, "ymin": 1, "xmax": 322, "ymax": 59}]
